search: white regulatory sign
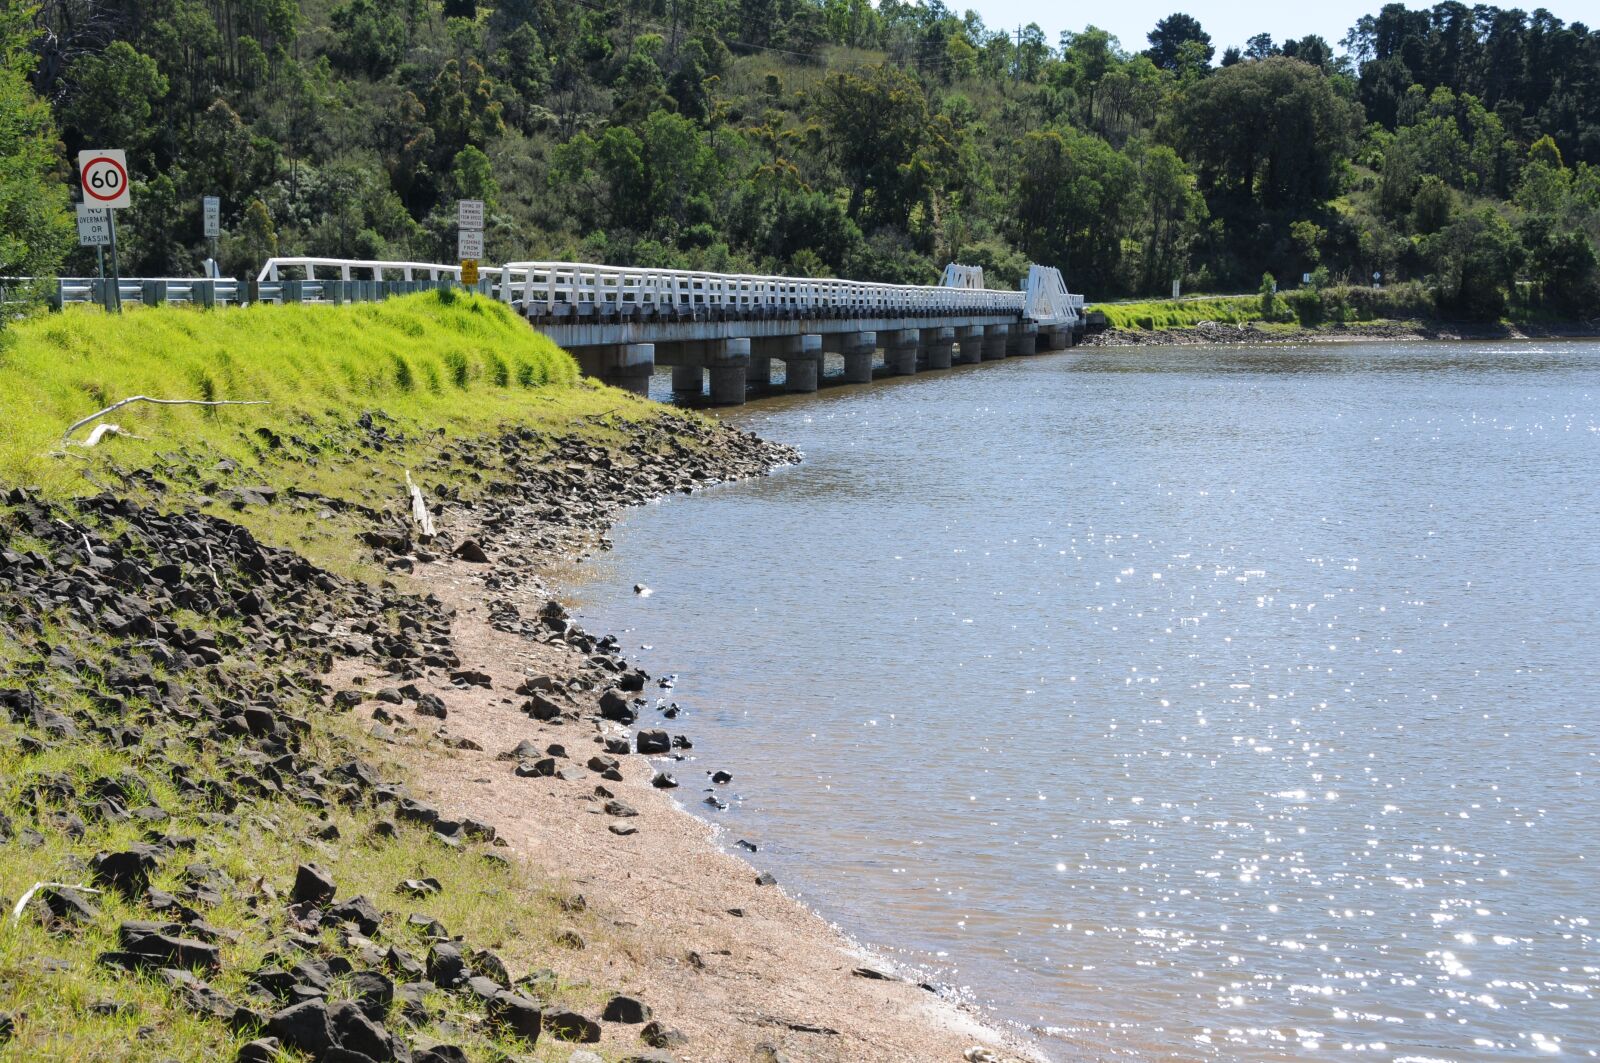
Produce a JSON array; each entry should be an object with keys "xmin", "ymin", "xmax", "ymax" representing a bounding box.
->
[
  {"xmin": 79, "ymin": 149, "xmax": 131, "ymax": 210},
  {"xmin": 76, "ymin": 204, "xmax": 112, "ymax": 246},
  {"xmin": 457, "ymin": 199, "xmax": 484, "ymax": 230},
  {"xmin": 203, "ymin": 196, "xmax": 220, "ymax": 238},
  {"xmin": 457, "ymin": 229, "xmax": 484, "ymax": 260}
]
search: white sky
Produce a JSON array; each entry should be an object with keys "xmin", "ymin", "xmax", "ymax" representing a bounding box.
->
[{"xmin": 958, "ymin": 0, "xmax": 1595, "ymax": 58}]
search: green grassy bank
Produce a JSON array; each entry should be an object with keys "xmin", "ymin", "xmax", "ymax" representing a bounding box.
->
[
  {"xmin": 1091, "ymin": 282, "xmax": 1468, "ymax": 332},
  {"xmin": 0, "ymin": 291, "xmax": 669, "ymax": 575},
  {"xmin": 0, "ymin": 293, "xmax": 706, "ymax": 1060}
]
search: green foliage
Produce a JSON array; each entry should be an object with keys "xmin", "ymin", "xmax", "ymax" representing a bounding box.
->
[
  {"xmin": 0, "ymin": 5, "xmax": 72, "ymax": 303},
  {"xmin": 1, "ymin": 0, "xmax": 1594, "ymax": 315}
]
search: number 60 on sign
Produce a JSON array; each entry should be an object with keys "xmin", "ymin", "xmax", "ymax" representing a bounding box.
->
[{"xmin": 79, "ymin": 149, "xmax": 131, "ymax": 210}]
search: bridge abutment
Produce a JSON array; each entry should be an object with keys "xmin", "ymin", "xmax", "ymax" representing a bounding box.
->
[
  {"xmin": 707, "ymin": 337, "xmax": 751, "ymax": 406},
  {"xmin": 574, "ymin": 343, "xmax": 655, "ymax": 396}
]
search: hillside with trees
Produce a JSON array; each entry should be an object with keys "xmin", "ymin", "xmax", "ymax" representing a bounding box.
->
[{"xmin": 5, "ymin": 0, "xmax": 1600, "ymax": 319}]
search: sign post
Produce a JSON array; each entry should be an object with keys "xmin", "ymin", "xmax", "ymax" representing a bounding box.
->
[
  {"xmin": 203, "ymin": 195, "xmax": 221, "ymax": 266},
  {"xmin": 457, "ymin": 199, "xmax": 484, "ymax": 292},
  {"xmin": 79, "ymin": 150, "xmax": 131, "ymax": 313},
  {"xmin": 76, "ymin": 204, "xmax": 112, "ymax": 301}
]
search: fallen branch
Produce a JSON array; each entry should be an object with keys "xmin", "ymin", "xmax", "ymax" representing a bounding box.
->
[
  {"xmin": 405, "ymin": 470, "xmax": 437, "ymax": 537},
  {"xmin": 10, "ymin": 882, "xmax": 103, "ymax": 927},
  {"xmin": 61, "ymin": 396, "xmax": 269, "ymax": 446},
  {"xmin": 67, "ymin": 423, "xmax": 148, "ymax": 448}
]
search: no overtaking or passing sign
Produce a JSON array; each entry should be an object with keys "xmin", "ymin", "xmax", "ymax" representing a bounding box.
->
[
  {"xmin": 76, "ymin": 204, "xmax": 112, "ymax": 246},
  {"xmin": 79, "ymin": 150, "xmax": 131, "ymax": 210}
]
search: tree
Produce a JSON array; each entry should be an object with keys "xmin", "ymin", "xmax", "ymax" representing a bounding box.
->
[
  {"xmin": 60, "ymin": 41, "xmax": 168, "ymax": 155},
  {"xmin": 1009, "ymin": 125, "xmax": 1136, "ymax": 292},
  {"xmin": 331, "ymin": 0, "xmax": 408, "ymax": 77},
  {"xmin": 1173, "ymin": 57, "xmax": 1362, "ymax": 210},
  {"xmin": 1134, "ymin": 143, "xmax": 1206, "ymax": 290},
  {"xmin": 0, "ymin": 5, "xmax": 72, "ymax": 297},
  {"xmin": 1423, "ymin": 207, "xmax": 1524, "ymax": 319},
  {"xmin": 1146, "ymin": 13, "xmax": 1212, "ymax": 72}
]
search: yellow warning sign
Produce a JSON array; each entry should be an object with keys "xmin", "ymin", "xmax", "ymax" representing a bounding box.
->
[{"xmin": 460, "ymin": 259, "xmax": 479, "ymax": 286}]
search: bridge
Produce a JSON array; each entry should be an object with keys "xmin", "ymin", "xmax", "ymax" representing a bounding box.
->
[
  {"xmin": 255, "ymin": 258, "xmax": 1085, "ymax": 403},
  {"xmin": 25, "ymin": 258, "xmax": 1087, "ymax": 405}
]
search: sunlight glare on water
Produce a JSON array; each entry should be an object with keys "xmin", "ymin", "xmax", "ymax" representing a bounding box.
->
[{"xmin": 567, "ymin": 342, "xmax": 1600, "ymax": 1060}]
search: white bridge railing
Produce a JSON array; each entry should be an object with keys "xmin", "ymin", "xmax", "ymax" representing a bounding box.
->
[
  {"xmin": 493, "ymin": 261, "xmax": 1026, "ymax": 316},
  {"xmin": 251, "ymin": 257, "xmax": 1084, "ymax": 326}
]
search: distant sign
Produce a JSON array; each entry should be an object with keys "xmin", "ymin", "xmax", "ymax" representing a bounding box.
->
[
  {"xmin": 457, "ymin": 229, "xmax": 484, "ymax": 260},
  {"xmin": 461, "ymin": 259, "xmax": 479, "ymax": 286},
  {"xmin": 79, "ymin": 150, "xmax": 130, "ymax": 210},
  {"xmin": 203, "ymin": 196, "xmax": 221, "ymax": 238},
  {"xmin": 76, "ymin": 204, "xmax": 112, "ymax": 246},
  {"xmin": 457, "ymin": 199, "xmax": 484, "ymax": 230},
  {"xmin": 1171, "ymin": 279, "xmax": 1181, "ymax": 299},
  {"xmin": 1302, "ymin": 272, "xmax": 1312, "ymax": 284}
]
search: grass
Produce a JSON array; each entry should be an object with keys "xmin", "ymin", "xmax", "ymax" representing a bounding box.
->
[
  {"xmin": 1091, "ymin": 294, "xmax": 1268, "ymax": 330},
  {"xmin": 0, "ymin": 291, "xmax": 688, "ymax": 575}
]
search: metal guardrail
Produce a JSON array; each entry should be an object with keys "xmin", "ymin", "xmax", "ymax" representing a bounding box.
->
[{"xmin": 3, "ymin": 277, "xmax": 243, "ymax": 308}]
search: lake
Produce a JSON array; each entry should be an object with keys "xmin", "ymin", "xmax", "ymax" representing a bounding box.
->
[{"xmin": 565, "ymin": 341, "xmax": 1600, "ymax": 1060}]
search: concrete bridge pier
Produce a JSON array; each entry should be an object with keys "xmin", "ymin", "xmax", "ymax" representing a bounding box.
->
[
  {"xmin": 707, "ymin": 337, "xmax": 751, "ymax": 405},
  {"xmin": 575, "ymin": 343, "xmax": 655, "ymax": 395},
  {"xmin": 921, "ymin": 327, "xmax": 955, "ymax": 370},
  {"xmin": 982, "ymin": 324, "xmax": 1010, "ymax": 361},
  {"xmin": 782, "ymin": 334, "xmax": 823, "ymax": 393},
  {"xmin": 956, "ymin": 325, "xmax": 986, "ymax": 365},
  {"xmin": 1007, "ymin": 323, "xmax": 1039, "ymax": 356},
  {"xmin": 834, "ymin": 332, "xmax": 876, "ymax": 383},
  {"xmin": 886, "ymin": 329, "xmax": 920, "ymax": 376},
  {"xmin": 671, "ymin": 364, "xmax": 703, "ymax": 398},
  {"xmin": 748, "ymin": 355, "xmax": 774, "ymax": 392}
]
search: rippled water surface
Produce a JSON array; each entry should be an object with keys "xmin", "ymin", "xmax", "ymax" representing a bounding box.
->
[{"xmin": 565, "ymin": 342, "xmax": 1600, "ymax": 1060}]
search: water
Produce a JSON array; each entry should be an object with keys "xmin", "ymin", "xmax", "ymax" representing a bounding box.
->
[{"xmin": 564, "ymin": 342, "xmax": 1600, "ymax": 1060}]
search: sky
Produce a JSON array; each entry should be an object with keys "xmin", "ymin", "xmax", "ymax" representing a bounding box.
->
[{"xmin": 959, "ymin": 0, "xmax": 1592, "ymax": 59}]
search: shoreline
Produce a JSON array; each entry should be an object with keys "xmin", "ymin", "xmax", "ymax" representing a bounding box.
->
[
  {"xmin": 1083, "ymin": 318, "xmax": 1600, "ymax": 346},
  {"xmin": 325, "ymin": 421, "xmax": 1045, "ymax": 1060}
]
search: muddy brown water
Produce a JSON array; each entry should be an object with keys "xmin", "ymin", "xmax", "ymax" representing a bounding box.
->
[{"xmin": 562, "ymin": 341, "xmax": 1600, "ymax": 1060}]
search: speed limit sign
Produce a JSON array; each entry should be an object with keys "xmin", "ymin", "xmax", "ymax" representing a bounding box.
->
[{"xmin": 79, "ymin": 149, "xmax": 131, "ymax": 210}]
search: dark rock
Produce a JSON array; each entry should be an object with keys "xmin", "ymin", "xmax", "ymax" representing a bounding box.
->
[
  {"xmin": 486, "ymin": 991, "xmax": 542, "ymax": 1042},
  {"xmin": 348, "ymin": 971, "xmax": 394, "ymax": 1022},
  {"xmin": 469, "ymin": 948, "xmax": 511, "ymax": 988},
  {"xmin": 290, "ymin": 863, "xmax": 336, "ymax": 906},
  {"xmin": 452, "ymin": 539, "xmax": 489, "ymax": 563},
  {"xmin": 425, "ymin": 942, "xmax": 465, "ymax": 987},
  {"xmin": 36, "ymin": 885, "xmax": 100, "ymax": 926},
  {"xmin": 522, "ymin": 693, "xmax": 562, "ymax": 721},
  {"xmin": 91, "ymin": 845, "xmax": 163, "ymax": 896},
  {"xmin": 704, "ymin": 796, "xmax": 728, "ymax": 811},
  {"xmin": 330, "ymin": 998, "xmax": 395, "ymax": 1060},
  {"xmin": 635, "ymin": 729, "xmax": 670, "ymax": 755},
  {"xmin": 651, "ymin": 772, "xmax": 677, "ymax": 789},
  {"xmin": 602, "ymin": 994, "xmax": 652, "ymax": 1023},
  {"xmin": 604, "ymin": 799, "xmax": 639, "ymax": 817},
  {"xmin": 383, "ymin": 945, "xmax": 426, "ymax": 980},
  {"xmin": 735, "ymin": 839, "xmax": 758, "ymax": 852},
  {"xmin": 755, "ymin": 872, "xmax": 777, "ymax": 886},
  {"xmin": 544, "ymin": 1009, "xmax": 602, "ymax": 1042},
  {"xmin": 448, "ymin": 669, "xmax": 491, "ymax": 688},
  {"xmin": 641, "ymin": 1020, "xmax": 689, "ymax": 1048},
  {"xmin": 609, "ymin": 824, "xmax": 639, "ymax": 836},
  {"xmin": 711, "ymin": 771, "xmax": 733, "ymax": 784},
  {"xmin": 266, "ymin": 999, "xmax": 335, "ymax": 1055},
  {"xmin": 852, "ymin": 966, "xmax": 894, "ymax": 980},
  {"xmin": 0, "ymin": 1013, "xmax": 12, "ymax": 1042},
  {"xmin": 413, "ymin": 693, "xmax": 447, "ymax": 719},
  {"xmin": 603, "ymin": 736, "xmax": 632, "ymax": 755},
  {"xmin": 598, "ymin": 689, "xmax": 636, "ymax": 724},
  {"xmin": 117, "ymin": 922, "xmax": 221, "ymax": 971},
  {"xmin": 412, "ymin": 1048, "xmax": 468, "ymax": 1063},
  {"xmin": 397, "ymin": 878, "xmax": 441, "ymax": 898},
  {"xmin": 327, "ymin": 895, "xmax": 382, "ymax": 935},
  {"xmin": 235, "ymin": 1038, "xmax": 280, "ymax": 1063},
  {"xmin": 405, "ymin": 913, "xmax": 448, "ymax": 939}
]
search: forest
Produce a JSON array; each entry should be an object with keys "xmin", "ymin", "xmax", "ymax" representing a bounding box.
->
[{"xmin": 3, "ymin": 0, "xmax": 1599, "ymax": 320}]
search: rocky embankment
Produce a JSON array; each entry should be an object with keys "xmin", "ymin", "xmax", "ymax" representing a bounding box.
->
[
  {"xmin": 0, "ymin": 408, "xmax": 1030, "ymax": 1062},
  {"xmin": 1085, "ymin": 319, "xmax": 1600, "ymax": 346}
]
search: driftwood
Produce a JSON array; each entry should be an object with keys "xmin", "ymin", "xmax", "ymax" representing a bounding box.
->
[
  {"xmin": 61, "ymin": 395, "xmax": 269, "ymax": 446},
  {"xmin": 67, "ymin": 423, "xmax": 147, "ymax": 448},
  {"xmin": 405, "ymin": 470, "xmax": 437, "ymax": 537}
]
